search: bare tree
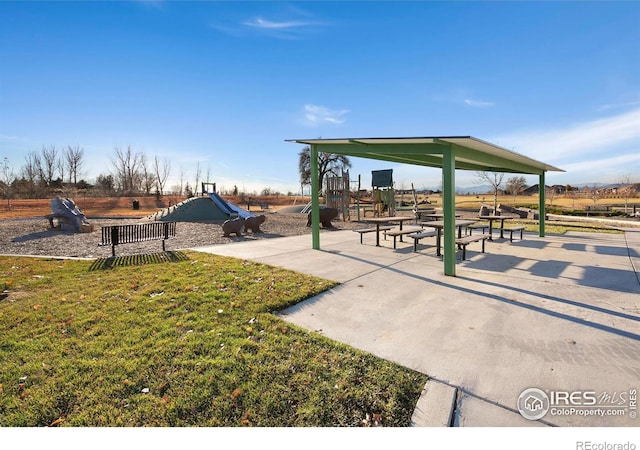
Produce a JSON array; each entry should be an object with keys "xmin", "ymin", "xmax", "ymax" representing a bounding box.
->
[
  {"xmin": 139, "ymin": 154, "xmax": 156, "ymax": 196},
  {"xmin": 589, "ymin": 183, "xmax": 602, "ymax": 208},
  {"xmin": 111, "ymin": 146, "xmax": 143, "ymax": 195},
  {"xmin": 617, "ymin": 175, "xmax": 637, "ymax": 214},
  {"xmin": 57, "ymin": 157, "xmax": 65, "ymax": 186},
  {"xmin": 205, "ymin": 165, "xmax": 212, "ymax": 185},
  {"xmin": 96, "ymin": 173, "xmax": 115, "ymax": 194},
  {"xmin": 545, "ymin": 185, "xmax": 558, "ymax": 206},
  {"xmin": 153, "ymin": 155, "xmax": 171, "ymax": 196},
  {"xmin": 505, "ymin": 176, "xmax": 527, "ymax": 203},
  {"xmin": 21, "ymin": 150, "xmax": 42, "ymax": 197},
  {"xmin": 64, "ymin": 145, "xmax": 84, "ymax": 185},
  {"xmin": 565, "ymin": 185, "xmax": 578, "ymax": 209},
  {"xmin": 475, "ymin": 171, "xmax": 505, "ymax": 213},
  {"xmin": 194, "ymin": 161, "xmax": 202, "ymax": 196},
  {"xmin": 298, "ymin": 146, "xmax": 352, "ymax": 193},
  {"xmin": 1, "ymin": 157, "xmax": 14, "ymax": 209},
  {"xmin": 40, "ymin": 145, "xmax": 58, "ymax": 185},
  {"xmin": 178, "ymin": 166, "xmax": 186, "ymax": 196}
]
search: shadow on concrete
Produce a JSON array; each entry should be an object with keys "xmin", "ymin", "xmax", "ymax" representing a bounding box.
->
[
  {"xmin": 221, "ymin": 232, "xmax": 287, "ymax": 242},
  {"xmin": 595, "ymin": 245, "xmax": 639, "ymax": 257},
  {"xmin": 580, "ymin": 266, "xmax": 640, "ymax": 291},
  {"xmin": 528, "ymin": 259, "xmax": 572, "ymax": 278},
  {"xmin": 508, "ymin": 239, "xmax": 549, "ymax": 249},
  {"xmin": 314, "ymin": 249, "xmax": 640, "ymax": 342},
  {"xmin": 463, "ymin": 252, "xmax": 638, "ymax": 294},
  {"xmin": 464, "ymin": 254, "xmax": 524, "ymax": 273},
  {"xmin": 88, "ymin": 251, "xmax": 190, "ymax": 271},
  {"xmin": 562, "ymin": 243, "xmax": 586, "ymax": 252}
]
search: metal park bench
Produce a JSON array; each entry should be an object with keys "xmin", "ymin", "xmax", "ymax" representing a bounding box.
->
[
  {"xmin": 247, "ymin": 201, "xmax": 270, "ymax": 211},
  {"xmin": 99, "ymin": 221, "xmax": 177, "ymax": 257}
]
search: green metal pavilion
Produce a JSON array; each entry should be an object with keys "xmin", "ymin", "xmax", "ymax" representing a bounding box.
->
[{"xmin": 286, "ymin": 136, "xmax": 564, "ymax": 276}]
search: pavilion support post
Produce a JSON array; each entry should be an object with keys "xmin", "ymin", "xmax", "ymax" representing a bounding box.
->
[
  {"xmin": 310, "ymin": 144, "xmax": 320, "ymax": 250},
  {"xmin": 442, "ymin": 146, "xmax": 456, "ymax": 276},
  {"xmin": 539, "ymin": 172, "xmax": 546, "ymax": 237}
]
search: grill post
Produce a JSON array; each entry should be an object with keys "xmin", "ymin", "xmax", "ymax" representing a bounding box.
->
[
  {"xmin": 163, "ymin": 222, "xmax": 169, "ymax": 252},
  {"xmin": 111, "ymin": 226, "xmax": 120, "ymax": 257}
]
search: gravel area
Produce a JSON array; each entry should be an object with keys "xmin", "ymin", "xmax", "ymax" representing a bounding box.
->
[{"xmin": 0, "ymin": 213, "xmax": 364, "ymax": 259}]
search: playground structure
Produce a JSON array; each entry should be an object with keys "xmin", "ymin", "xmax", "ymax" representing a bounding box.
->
[
  {"xmin": 370, "ymin": 169, "xmax": 396, "ymax": 217},
  {"xmin": 312, "ymin": 168, "xmax": 432, "ymax": 221},
  {"xmin": 340, "ymin": 169, "xmax": 398, "ymax": 219},
  {"xmin": 326, "ymin": 170, "xmax": 351, "ymax": 221},
  {"xmin": 148, "ymin": 174, "xmax": 425, "ymax": 224},
  {"xmin": 47, "ymin": 196, "xmax": 94, "ymax": 232},
  {"xmin": 147, "ymin": 183, "xmax": 254, "ymax": 222}
]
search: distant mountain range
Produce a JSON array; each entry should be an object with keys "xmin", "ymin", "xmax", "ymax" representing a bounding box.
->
[{"xmin": 415, "ymin": 185, "xmax": 496, "ymax": 194}]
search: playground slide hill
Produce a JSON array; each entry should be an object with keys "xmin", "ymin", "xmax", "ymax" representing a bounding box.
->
[
  {"xmin": 209, "ymin": 192, "xmax": 253, "ymax": 219},
  {"xmin": 146, "ymin": 194, "xmax": 254, "ymax": 222}
]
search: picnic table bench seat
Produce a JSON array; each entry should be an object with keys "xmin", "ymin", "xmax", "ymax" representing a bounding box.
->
[
  {"xmin": 500, "ymin": 225, "xmax": 525, "ymax": 242},
  {"xmin": 407, "ymin": 230, "xmax": 438, "ymax": 252},
  {"xmin": 353, "ymin": 225, "xmax": 393, "ymax": 244},
  {"xmin": 99, "ymin": 221, "xmax": 177, "ymax": 256},
  {"xmin": 455, "ymin": 235, "xmax": 488, "ymax": 260},
  {"xmin": 385, "ymin": 226, "xmax": 424, "ymax": 249},
  {"xmin": 466, "ymin": 222, "xmax": 489, "ymax": 235}
]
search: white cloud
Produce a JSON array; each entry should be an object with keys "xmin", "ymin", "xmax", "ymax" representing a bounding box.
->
[
  {"xmin": 493, "ymin": 108, "xmax": 640, "ymax": 164},
  {"xmin": 233, "ymin": 10, "xmax": 327, "ymax": 39},
  {"xmin": 597, "ymin": 100, "xmax": 640, "ymax": 112},
  {"xmin": 464, "ymin": 98, "xmax": 495, "ymax": 108},
  {"xmin": 243, "ymin": 17, "xmax": 311, "ymax": 30},
  {"xmin": 210, "ymin": 6, "xmax": 328, "ymax": 39},
  {"xmin": 488, "ymin": 107, "xmax": 640, "ymax": 184},
  {"xmin": 553, "ymin": 152, "xmax": 640, "ymax": 183},
  {"xmin": 302, "ymin": 104, "xmax": 349, "ymax": 126}
]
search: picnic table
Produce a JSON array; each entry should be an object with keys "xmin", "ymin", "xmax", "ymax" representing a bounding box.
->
[
  {"xmin": 420, "ymin": 219, "xmax": 476, "ymax": 256},
  {"xmin": 423, "ymin": 213, "xmax": 461, "ymax": 221},
  {"xmin": 361, "ymin": 216, "xmax": 416, "ymax": 247},
  {"xmin": 478, "ymin": 214, "xmax": 518, "ymax": 240}
]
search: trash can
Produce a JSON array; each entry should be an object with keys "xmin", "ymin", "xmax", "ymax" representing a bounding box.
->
[{"xmin": 132, "ymin": 199, "xmax": 139, "ymax": 210}]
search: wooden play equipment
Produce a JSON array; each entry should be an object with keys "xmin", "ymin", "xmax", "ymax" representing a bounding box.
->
[
  {"xmin": 371, "ymin": 169, "xmax": 395, "ymax": 217},
  {"xmin": 326, "ymin": 170, "xmax": 351, "ymax": 221}
]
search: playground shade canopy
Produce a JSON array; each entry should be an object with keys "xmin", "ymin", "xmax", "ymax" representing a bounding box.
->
[
  {"xmin": 287, "ymin": 135, "xmax": 564, "ymax": 276},
  {"xmin": 287, "ymin": 136, "xmax": 563, "ymax": 174}
]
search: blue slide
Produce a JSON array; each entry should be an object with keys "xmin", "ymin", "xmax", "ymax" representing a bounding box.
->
[{"xmin": 208, "ymin": 192, "xmax": 253, "ymax": 219}]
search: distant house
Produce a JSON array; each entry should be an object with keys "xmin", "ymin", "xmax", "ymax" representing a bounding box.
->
[{"xmin": 523, "ymin": 184, "xmax": 566, "ymax": 195}]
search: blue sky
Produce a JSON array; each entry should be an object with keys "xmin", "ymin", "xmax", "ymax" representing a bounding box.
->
[{"xmin": 1, "ymin": 1, "xmax": 639, "ymax": 194}]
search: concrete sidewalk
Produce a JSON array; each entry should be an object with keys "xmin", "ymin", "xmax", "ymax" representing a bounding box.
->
[{"xmin": 193, "ymin": 227, "xmax": 640, "ymax": 427}]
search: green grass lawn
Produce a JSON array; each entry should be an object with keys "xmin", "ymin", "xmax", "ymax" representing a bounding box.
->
[{"xmin": 0, "ymin": 251, "xmax": 426, "ymax": 427}]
